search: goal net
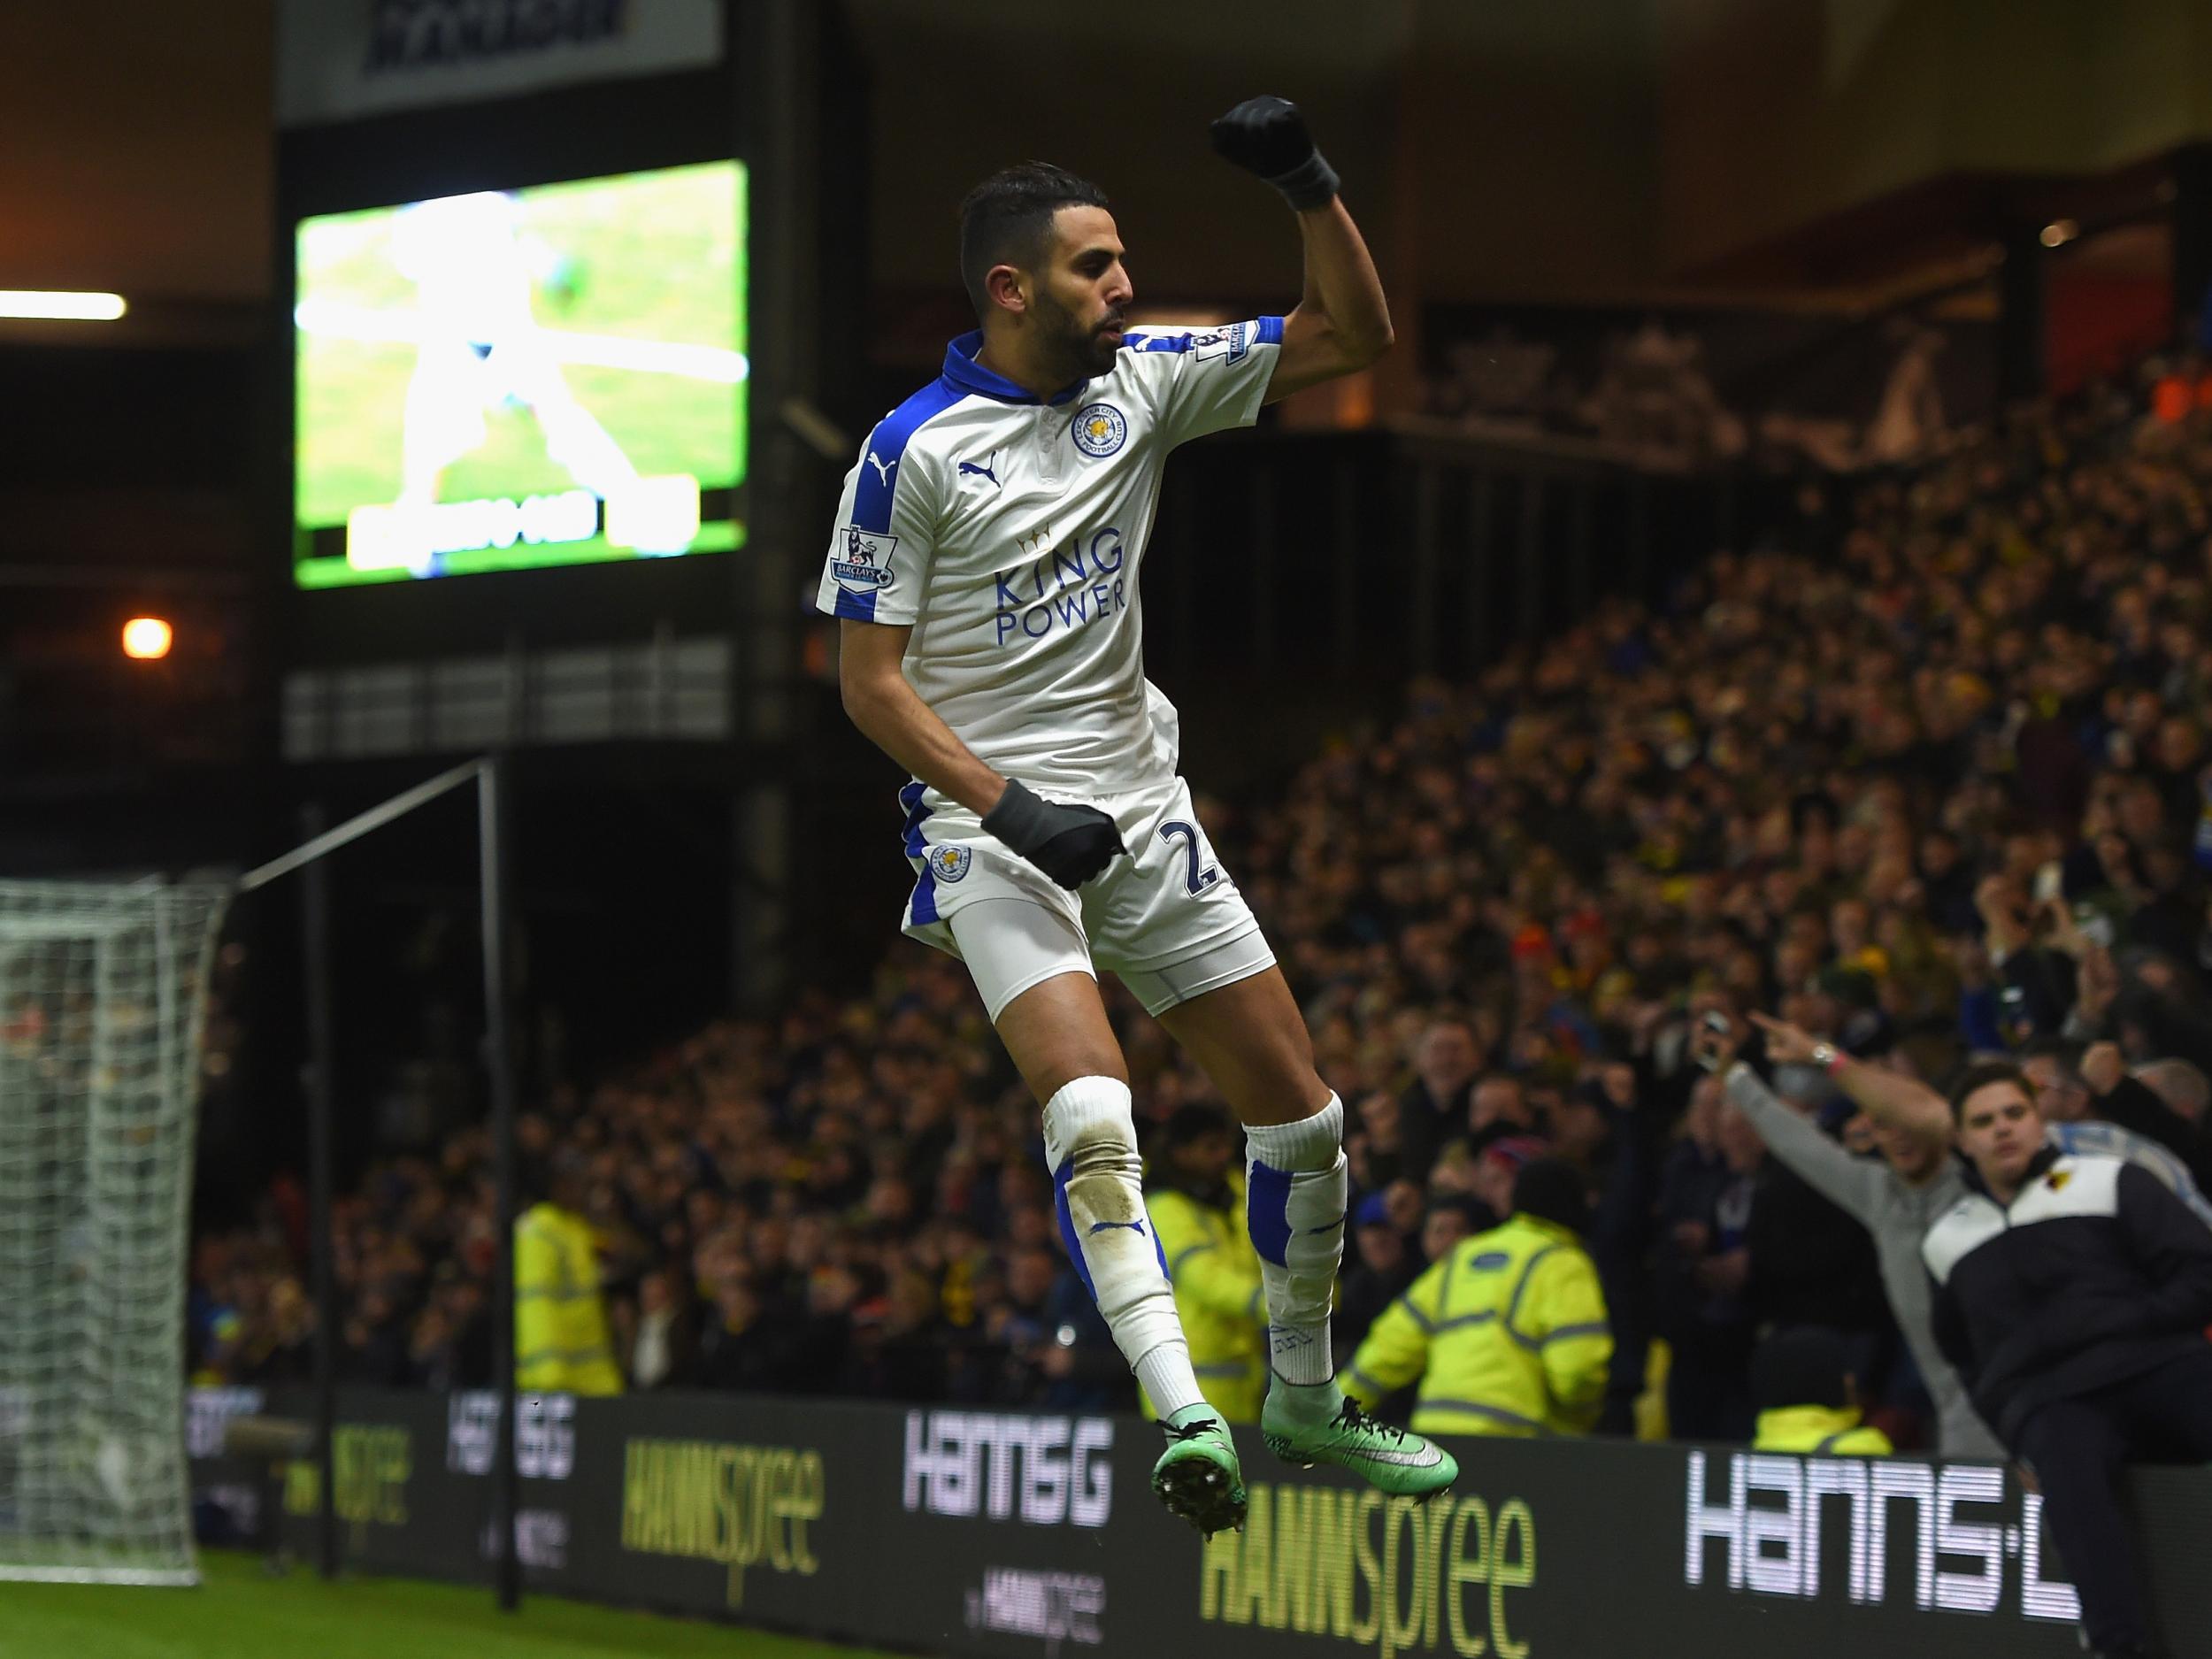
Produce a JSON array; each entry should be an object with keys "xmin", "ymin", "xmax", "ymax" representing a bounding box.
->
[{"xmin": 0, "ymin": 880, "xmax": 230, "ymax": 1585}]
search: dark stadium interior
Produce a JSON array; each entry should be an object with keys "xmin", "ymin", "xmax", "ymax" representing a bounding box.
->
[{"xmin": 12, "ymin": 3, "xmax": 2212, "ymax": 1655}]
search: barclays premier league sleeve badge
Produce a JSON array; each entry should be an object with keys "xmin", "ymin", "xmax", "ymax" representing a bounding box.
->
[
  {"xmin": 831, "ymin": 525, "xmax": 898, "ymax": 595},
  {"xmin": 1190, "ymin": 320, "xmax": 1251, "ymax": 365}
]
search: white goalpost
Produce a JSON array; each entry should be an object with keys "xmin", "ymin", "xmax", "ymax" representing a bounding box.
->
[
  {"xmin": 0, "ymin": 880, "xmax": 230, "ymax": 1585},
  {"xmin": 0, "ymin": 757, "xmax": 525, "ymax": 1598}
]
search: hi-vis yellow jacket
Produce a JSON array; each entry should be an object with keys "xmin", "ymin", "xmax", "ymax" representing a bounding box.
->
[
  {"xmin": 1147, "ymin": 1174, "xmax": 1268, "ymax": 1425},
  {"xmin": 1753, "ymin": 1404, "xmax": 1893, "ymax": 1456},
  {"xmin": 514, "ymin": 1202, "xmax": 623, "ymax": 1396},
  {"xmin": 1344, "ymin": 1214, "xmax": 1610, "ymax": 1437}
]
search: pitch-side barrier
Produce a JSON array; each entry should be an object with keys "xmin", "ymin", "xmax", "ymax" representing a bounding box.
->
[{"xmin": 184, "ymin": 1386, "xmax": 2212, "ymax": 1657}]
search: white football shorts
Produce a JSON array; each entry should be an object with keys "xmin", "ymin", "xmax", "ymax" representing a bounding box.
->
[{"xmin": 897, "ymin": 774, "xmax": 1275, "ymax": 1022}]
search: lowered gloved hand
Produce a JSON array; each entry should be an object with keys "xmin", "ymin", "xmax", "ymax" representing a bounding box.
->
[
  {"xmin": 983, "ymin": 779, "xmax": 1126, "ymax": 889},
  {"xmin": 1210, "ymin": 95, "xmax": 1340, "ymax": 211}
]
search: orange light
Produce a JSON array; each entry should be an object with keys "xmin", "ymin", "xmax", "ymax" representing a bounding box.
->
[{"xmin": 122, "ymin": 617, "xmax": 173, "ymax": 660}]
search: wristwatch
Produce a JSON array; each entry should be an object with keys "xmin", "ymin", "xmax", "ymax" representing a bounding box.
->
[{"xmin": 1810, "ymin": 1042, "xmax": 1840, "ymax": 1072}]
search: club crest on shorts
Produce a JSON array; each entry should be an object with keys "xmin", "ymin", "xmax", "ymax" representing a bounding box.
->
[
  {"xmin": 928, "ymin": 845, "xmax": 972, "ymax": 883},
  {"xmin": 1071, "ymin": 403, "xmax": 1127, "ymax": 458}
]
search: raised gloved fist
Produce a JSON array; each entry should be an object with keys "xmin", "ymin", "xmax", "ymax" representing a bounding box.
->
[
  {"xmin": 983, "ymin": 779, "xmax": 1127, "ymax": 890},
  {"xmin": 1210, "ymin": 95, "xmax": 1340, "ymax": 211}
]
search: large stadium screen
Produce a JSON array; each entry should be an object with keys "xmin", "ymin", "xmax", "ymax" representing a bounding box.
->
[{"xmin": 293, "ymin": 160, "xmax": 746, "ymax": 587}]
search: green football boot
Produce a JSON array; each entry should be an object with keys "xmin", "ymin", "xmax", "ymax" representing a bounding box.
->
[
  {"xmin": 1151, "ymin": 1414, "xmax": 1248, "ymax": 1536},
  {"xmin": 1262, "ymin": 1391, "xmax": 1458, "ymax": 1498}
]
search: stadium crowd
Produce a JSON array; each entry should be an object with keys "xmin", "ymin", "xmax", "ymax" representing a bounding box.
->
[{"xmin": 190, "ymin": 349, "xmax": 2212, "ymax": 1455}]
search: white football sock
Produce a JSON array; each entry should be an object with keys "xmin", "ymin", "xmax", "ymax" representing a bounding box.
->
[
  {"xmin": 1042, "ymin": 1076, "xmax": 1204, "ymax": 1418},
  {"xmin": 1243, "ymin": 1093, "xmax": 1347, "ymax": 1388}
]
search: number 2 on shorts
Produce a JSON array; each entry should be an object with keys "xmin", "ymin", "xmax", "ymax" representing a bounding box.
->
[{"xmin": 1158, "ymin": 820, "xmax": 1221, "ymax": 896}]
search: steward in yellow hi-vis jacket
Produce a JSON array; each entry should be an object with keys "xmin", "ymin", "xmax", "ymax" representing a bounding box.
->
[
  {"xmin": 514, "ymin": 1158, "xmax": 623, "ymax": 1396},
  {"xmin": 1344, "ymin": 1158, "xmax": 1609, "ymax": 1437},
  {"xmin": 1747, "ymin": 1327, "xmax": 1892, "ymax": 1455},
  {"xmin": 1144, "ymin": 1104, "xmax": 1267, "ymax": 1424}
]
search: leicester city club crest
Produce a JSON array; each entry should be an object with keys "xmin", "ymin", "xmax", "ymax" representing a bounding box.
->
[
  {"xmin": 928, "ymin": 845, "xmax": 972, "ymax": 883},
  {"xmin": 1071, "ymin": 403, "xmax": 1127, "ymax": 458}
]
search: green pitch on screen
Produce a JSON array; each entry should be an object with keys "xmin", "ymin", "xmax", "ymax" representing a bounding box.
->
[{"xmin": 293, "ymin": 159, "xmax": 746, "ymax": 588}]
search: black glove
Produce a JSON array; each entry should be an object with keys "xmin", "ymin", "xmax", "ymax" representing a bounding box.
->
[
  {"xmin": 983, "ymin": 780, "xmax": 1126, "ymax": 889},
  {"xmin": 1210, "ymin": 95, "xmax": 1340, "ymax": 211}
]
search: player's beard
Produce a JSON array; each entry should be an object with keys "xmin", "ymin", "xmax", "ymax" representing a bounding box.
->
[{"xmin": 1038, "ymin": 290, "xmax": 1121, "ymax": 380}]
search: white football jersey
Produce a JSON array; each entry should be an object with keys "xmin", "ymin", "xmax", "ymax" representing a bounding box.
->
[{"xmin": 816, "ymin": 319, "xmax": 1285, "ymax": 805}]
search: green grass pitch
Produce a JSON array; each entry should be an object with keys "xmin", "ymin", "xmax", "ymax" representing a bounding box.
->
[{"xmin": 0, "ymin": 1549, "xmax": 900, "ymax": 1659}]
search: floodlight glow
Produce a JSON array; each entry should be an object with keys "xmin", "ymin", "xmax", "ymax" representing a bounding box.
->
[
  {"xmin": 121, "ymin": 618, "xmax": 173, "ymax": 660},
  {"xmin": 0, "ymin": 291, "xmax": 127, "ymax": 320}
]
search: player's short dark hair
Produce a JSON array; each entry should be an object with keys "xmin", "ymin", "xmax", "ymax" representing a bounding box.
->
[
  {"xmin": 1947, "ymin": 1060, "xmax": 2033, "ymax": 1121},
  {"xmin": 956, "ymin": 163, "xmax": 1110, "ymax": 320}
]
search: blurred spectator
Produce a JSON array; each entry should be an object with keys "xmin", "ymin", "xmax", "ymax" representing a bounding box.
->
[
  {"xmin": 1466, "ymin": 1133, "xmax": 1548, "ymax": 1231},
  {"xmin": 1748, "ymin": 1327, "xmax": 1893, "ymax": 1455},
  {"xmin": 1467, "ymin": 1074, "xmax": 1535, "ymax": 1156},
  {"xmin": 238, "ymin": 1276, "xmax": 315, "ymax": 1386},
  {"xmin": 841, "ymin": 1268, "xmax": 947, "ymax": 1402},
  {"xmin": 1334, "ymin": 1191, "xmax": 1417, "ymax": 1371},
  {"xmin": 1419, "ymin": 1195, "xmax": 1481, "ymax": 1265},
  {"xmin": 1397, "ymin": 1017, "xmax": 1482, "ymax": 1171},
  {"xmin": 342, "ymin": 1287, "xmax": 409, "ymax": 1386},
  {"xmin": 1655, "ymin": 1085, "xmax": 1758, "ymax": 1440},
  {"xmin": 406, "ymin": 1272, "xmax": 490, "ymax": 1392},
  {"xmin": 1345, "ymin": 1159, "xmax": 1611, "ymax": 1436},
  {"xmin": 2023, "ymin": 1036, "xmax": 2210, "ymax": 1184},
  {"xmin": 1348, "ymin": 1090, "xmax": 1423, "ymax": 1190},
  {"xmin": 2133, "ymin": 1057, "xmax": 2208, "ymax": 1125},
  {"xmin": 997, "ymin": 1241, "xmax": 1127, "ymax": 1413},
  {"xmin": 623, "ymin": 1264, "xmax": 699, "ymax": 1390}
]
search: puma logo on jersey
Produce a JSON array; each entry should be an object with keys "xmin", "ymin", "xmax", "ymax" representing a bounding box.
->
[
  {"xmin": 958, "ymin": 449, "xmax": 1002, "ymax": 489},
  {"xmin": 865, "ymin": 451, "xmax": 895, "ymax": 485}
]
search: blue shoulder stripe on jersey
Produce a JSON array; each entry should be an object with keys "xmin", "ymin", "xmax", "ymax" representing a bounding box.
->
[
  {"xmin": 833, "ymin": 588, "xmax": 878, "ymax": 621},
  {"xmin": 854, "ymin": 378, "xmax": 966, "ymax": 534},
  {"xmin": 1121, "ymin": 316, "xmax": 1287, "ymax": 353}
]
